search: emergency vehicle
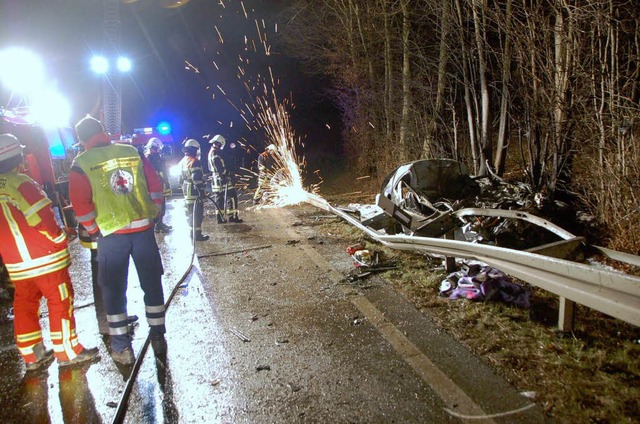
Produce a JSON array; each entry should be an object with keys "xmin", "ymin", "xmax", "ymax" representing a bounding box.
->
[
  {"xmin": 0, "ymin": 106, "xmax": 77, "ymax": 230},
  {"xmin": 0, "ymin": 106, "xmax": 78, "ymax": 290}
]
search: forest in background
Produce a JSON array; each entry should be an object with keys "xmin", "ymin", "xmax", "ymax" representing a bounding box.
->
[{"xmin": 278, "ymin": 0, "xmax": 640, "ymax": 253}]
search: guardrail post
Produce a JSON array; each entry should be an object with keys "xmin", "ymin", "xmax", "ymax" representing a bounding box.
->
[
  {"xmin": 444, "ymin": 230, "xmax": 456, "ymax": 272},
  {"xmin": 558, "ymin": 297, "xmax": 576, "ymax": 331}
]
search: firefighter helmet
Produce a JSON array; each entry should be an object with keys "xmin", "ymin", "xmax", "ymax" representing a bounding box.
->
[
  {"xmin": 184, "ymin": 139, "xmax": 200, "ymax": 149},
  {"xmin": 211, "ymin": 134, "xmax": 226, "ymax": 148},
  {"xmin": 146, "ymin": 137, "xmax": 164, "ymax": 153},
  {"xmin": 266, "ymin": 144, "xmax": 276, "ymax": 152},
  {"xmin": 0, "ymin": 133, "xmax": 24, "ymax": 173}
]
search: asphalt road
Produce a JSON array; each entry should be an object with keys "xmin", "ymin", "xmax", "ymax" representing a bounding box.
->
[{"xmin": 0, "ymin": 195, "xmax": 547, "ymax": 423}]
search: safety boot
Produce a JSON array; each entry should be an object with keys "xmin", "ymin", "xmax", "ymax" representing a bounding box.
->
[
  {"xmin": 58, "ymin": 347, "xmax": 100, "ymax": 368},
  {"xmin": 24, "ymin": 342, "xmax": 55, "ymax": 372},
  {"xmin": 194, "ymin": 231, "xmax": 210, "ymax": 241},
  {"xmin": 111, "ymin": 347, "xmax": 135, "ymax": 366},
  {"xmin": 150, "ymin": 335, "xmax": 167, "ymax": 357},
  {"xmin": 228, "ymin": 216, "xmax": 244, "ymax": 223}
]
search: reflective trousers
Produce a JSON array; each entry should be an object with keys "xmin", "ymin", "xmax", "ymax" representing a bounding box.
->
[
  {"xmin": 97, "ymin": 228, "xmax": 166, "ymax": 351},
  {"xmin": 13, "ymin": 267, "xmax": 85, "ymax": 363}
]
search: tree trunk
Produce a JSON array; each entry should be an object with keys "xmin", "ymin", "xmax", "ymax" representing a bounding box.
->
[
  {"xmin": 494, "ymin": 0, "xmax": 512, "ymax": 176},
  {"xmin": 398, "ymin": 0, "xmax": 411, "ymax": 163}
]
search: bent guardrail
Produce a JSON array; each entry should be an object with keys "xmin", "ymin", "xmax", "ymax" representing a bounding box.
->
[{"xmin": 304, "ymin": 192, "xmax": 640, "ymax": 330}]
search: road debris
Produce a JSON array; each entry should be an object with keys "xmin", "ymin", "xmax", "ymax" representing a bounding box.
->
[
  {"xmin": 439, "ymin": 262, "xmax": 530, "ymax": 308},
  {"xmin": 198, "ymin": 244, "xmax": 272, "ymax": 259},
  {"xmin": 230, "ymin": 328, "xmax": 251, "ymax": 342}
]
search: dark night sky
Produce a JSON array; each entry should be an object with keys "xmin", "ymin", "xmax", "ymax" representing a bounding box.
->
[{"xmin": 0, "ymin": 0, "xmax": 342, "ymax": 163}]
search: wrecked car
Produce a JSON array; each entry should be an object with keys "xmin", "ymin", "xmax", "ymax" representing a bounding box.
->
[{"xmin": 367, "ymin": 159, "xmax": 579, "ymax": 255}]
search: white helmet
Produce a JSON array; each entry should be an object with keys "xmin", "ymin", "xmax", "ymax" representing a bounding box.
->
[
  {"xmin": 211, "ymin": 134, "xmax": 226, "ymax": 148},
  {"xmin": 0, "ymin": 133, "xmax": 23, "ymax": 162},
  {"xmin": 266, "ymin": 144, "xmax": 276, "ymax": 152},
  {"xmin": 184, "ymin": 139, "xmax": 200, "ymax": 149},
  {"xmin": 146, "ymin": 137, "xmax": 164, "ymax": 153}
]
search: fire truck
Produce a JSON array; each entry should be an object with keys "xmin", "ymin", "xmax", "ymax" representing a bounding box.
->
[{"xmin": 0, "ymin": 106, "xmax": 78, "ymax": 229}]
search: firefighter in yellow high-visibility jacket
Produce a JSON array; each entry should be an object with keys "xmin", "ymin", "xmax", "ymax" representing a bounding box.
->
[{"xmin": 0, "ymin": 133, "xmax": 99, "ymax": 372}]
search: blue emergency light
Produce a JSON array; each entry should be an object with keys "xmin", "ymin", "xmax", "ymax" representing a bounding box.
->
[{"xmin": 157, "ymin": 121, "xmax": 171, "ymax": 135}]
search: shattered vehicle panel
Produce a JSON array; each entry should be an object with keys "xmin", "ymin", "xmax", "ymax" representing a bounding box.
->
[{"xmin": 371, "ymin": 159, "xmax": 575, "ymax": 254}]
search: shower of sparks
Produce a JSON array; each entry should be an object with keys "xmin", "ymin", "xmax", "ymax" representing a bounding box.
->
[
  {"xmin": 185, "ymin": 0, "xmax": 323, "ymax": 209},
  {"xmin": 252, "ymin": 81, "xmax": 320, "ymax": 208}
]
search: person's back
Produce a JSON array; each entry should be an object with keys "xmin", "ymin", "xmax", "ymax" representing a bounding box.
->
[{"xmin": 69, "ymin": 116, "xmax": 167, "ymax": 366}]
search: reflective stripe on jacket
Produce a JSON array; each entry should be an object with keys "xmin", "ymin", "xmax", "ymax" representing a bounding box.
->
[
  {"xmin": 179, "ymin": 155, "xmax": 205, "ymax": 203},
  {"xmin": 0, "ymin": 170, "xmax": 70, "ymax": 281},
  {"xmin": 207, "ymin": 151, "xmax": 228, "ymax": 193},
  {"xmin": 72, "ymin": 143, "xmax": 159, "ymax": 237}
]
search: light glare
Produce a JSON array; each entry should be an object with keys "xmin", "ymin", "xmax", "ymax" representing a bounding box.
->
[
  {"xmin": 117, "ymin": 56, "xmax": 132, "ymax": 73},
  {"xmin": 90, "ymin": 56, "xmax": 109, "ymax": 74},
  {"xmin": 0, "ymin": 47, "xmax": 45, "ymax": 94}
]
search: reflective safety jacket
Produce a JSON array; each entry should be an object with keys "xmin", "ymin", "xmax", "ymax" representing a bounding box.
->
[
  {"xmin": 69, "ymin": 133, "xmax": 163, "ymax": 237},
  {"xmin": 0, "ymin": 170, "xmax": 70, "ymax": 281},
  {"xmin": 179, "ymin": 155, "xmax": 205, "ymax": 204},
  {"xmin": 207, "ymin": 149, "xmax": 230, "ymax": 193},
  {"xmin": 146, "ymin": 151, "xmax": 172, "ymax": 197}
]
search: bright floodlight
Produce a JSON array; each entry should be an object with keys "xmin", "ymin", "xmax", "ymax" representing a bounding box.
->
[
  {"xmin": 30, "ymin": 87, "xmax": 72, "ymax": 128},
  {"xmin": 116, "ymin": 56, "xmax": 132, "ymax": 73},
  {"xmin": 90, "ymin": 55, "xmax": 109, "ymax": 74},
  {"xmin": 0, "ymin": 47, "xmax": 45, "ymax": 94}
]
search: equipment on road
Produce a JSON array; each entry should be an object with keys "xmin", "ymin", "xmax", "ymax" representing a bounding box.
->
[{"xmin": 204, "ymin": 192, "xmax": 227, "ymax": 223}]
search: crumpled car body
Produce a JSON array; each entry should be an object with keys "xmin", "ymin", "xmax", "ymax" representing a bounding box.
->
[{"xmin": 373, "ymin": 159, "xmax": 580, "ymax": 255}]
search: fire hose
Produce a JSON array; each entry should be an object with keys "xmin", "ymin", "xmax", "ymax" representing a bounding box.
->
[{"xmin": 111, "ymin": 199, "xmax": 201, "ymax": 424}]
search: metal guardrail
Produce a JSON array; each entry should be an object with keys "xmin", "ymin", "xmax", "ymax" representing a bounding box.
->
[{"xmin": 304, "ymin": 193, "xmax": 640, "ymax": 329}]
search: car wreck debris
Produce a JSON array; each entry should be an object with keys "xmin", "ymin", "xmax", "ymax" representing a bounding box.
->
[{"xmin": 440, "ymin": 262, "xmax": 530, "ymax": 308}]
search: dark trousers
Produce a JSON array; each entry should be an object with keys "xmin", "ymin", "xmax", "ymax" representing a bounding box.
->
[
  {"xmin": 186, "ymin": 198, "xmax": 204, "ymax": 231},
  {"xmin": 97, "ymin": 228, "xmax": 165, "ymax": 351}
]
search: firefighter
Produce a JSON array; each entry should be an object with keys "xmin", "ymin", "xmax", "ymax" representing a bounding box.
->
[
  {"xmin": 69, "ymin": 116, "xmax": 167, "ymax": 365},
  {"xmin": 208, "ymin": 135, "xmax": 243, "ymax": 223},
  {"xmin": 253, "ymin": 144, "xmax": 277, "ymax": 205},
  {"xmin": 0, "ymin": 133, "xmax": 99, "ymax": 372},
  {"xmin": 145, "ymin": 137, "xmax": 173, "ymax": 233},
  {"xmin": 178, "ymin": 138, "xmax": 209, "ymax": 241}
]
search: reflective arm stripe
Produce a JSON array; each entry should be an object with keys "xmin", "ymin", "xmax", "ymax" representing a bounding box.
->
[
  {"xmin": 39, "ymin": 229, "xmax": 67, "ymax": 244},
  {"xmin": 76, "ymin": 210, "xmax": 98, "ymax": 233},
  {"xmin": 76, "ymin": 210, "xmax": 96, "ymax": 222},
  {"xmin": 52, "ymin": 232, "xmax": 67, "ymax": 244},
  {"xmin": 83, "ymin": 222, "xmax": 99, "ymax": 233}
]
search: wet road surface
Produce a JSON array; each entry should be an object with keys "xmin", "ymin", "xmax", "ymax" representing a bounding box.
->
[{"xmin": 0, "ymin": 196, "xmax": 547, "ymax": 423}]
